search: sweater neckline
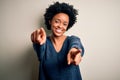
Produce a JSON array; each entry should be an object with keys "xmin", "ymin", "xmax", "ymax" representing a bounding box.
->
[{"xmin": 48, "ymin": 36, "xmax": 68, "ymax": 54}]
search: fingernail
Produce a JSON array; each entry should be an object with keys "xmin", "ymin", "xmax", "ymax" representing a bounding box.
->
[{"xmin": 68, "ymin": 62, "xmax": 70, "ymax": 65}]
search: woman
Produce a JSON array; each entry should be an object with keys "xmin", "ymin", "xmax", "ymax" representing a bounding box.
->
[{"xmin": 31, "ymin": 2, "xmax": 84, "ymax": 80}]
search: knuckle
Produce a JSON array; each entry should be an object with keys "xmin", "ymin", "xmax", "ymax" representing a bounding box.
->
[
  {"xmin": 36, "ymin": 37, "xmax": 40, "ymax": 42},
  {"xmin": 37, "ymin": 29, "xmax": 40, "ymax": 33}
]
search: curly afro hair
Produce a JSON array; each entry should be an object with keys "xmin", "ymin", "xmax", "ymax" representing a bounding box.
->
[{"xmin": 44, "ymin": 2, "xmax": 78, "ymax": 30}]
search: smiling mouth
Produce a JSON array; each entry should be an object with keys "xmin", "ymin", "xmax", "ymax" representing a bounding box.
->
[{"xmin": 56, "ymin": 29, "xmax": 62, "ymax": 33}]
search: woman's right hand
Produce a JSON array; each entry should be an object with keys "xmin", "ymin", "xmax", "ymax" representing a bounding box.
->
[{"xmin": 31, "ymin": 27, "xmax": 46, "ymax": 45}]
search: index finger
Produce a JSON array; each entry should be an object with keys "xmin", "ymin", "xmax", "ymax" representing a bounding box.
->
[{"xmin": 40, "ymin": 28, "xmax": 46, "ymax": 35}]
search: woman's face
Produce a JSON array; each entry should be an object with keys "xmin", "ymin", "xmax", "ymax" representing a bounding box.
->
[{"xmin": 49, "ymin": 13, "xmax": 69, "ymax": 37}]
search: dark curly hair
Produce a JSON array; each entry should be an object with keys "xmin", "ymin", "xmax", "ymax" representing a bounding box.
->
[{"xmin": 44, "ymin": 2, "xmax": 78, "ymax": 30}]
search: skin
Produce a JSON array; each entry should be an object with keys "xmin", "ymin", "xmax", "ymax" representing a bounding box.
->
[{"xmin": 31, "ymin": 13, "xmax": 82, "ymax": 65}]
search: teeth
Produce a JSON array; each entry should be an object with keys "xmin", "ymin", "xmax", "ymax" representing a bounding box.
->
[{"xmin": 56, "ymin": 29, "xmax": 62, "ymax": 33}]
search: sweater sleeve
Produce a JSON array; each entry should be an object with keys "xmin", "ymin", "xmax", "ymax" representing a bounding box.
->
[
  {"xmin": 33, "ymin": 43, "xmax": 46, "ymax": 61},
  {"xmin": 68, "ymin": 35, "xmax": 85, "ymax": 57}
]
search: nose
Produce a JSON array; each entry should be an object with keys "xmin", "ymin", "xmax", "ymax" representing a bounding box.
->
[{"xmin": 58, "ymin": 23, "xmax": 62, "ymax": 28}]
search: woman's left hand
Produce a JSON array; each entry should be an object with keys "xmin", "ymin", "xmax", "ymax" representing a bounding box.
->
[{"xmin": 67, "ymin": 48, "xmax": 82, "ymax": 65}]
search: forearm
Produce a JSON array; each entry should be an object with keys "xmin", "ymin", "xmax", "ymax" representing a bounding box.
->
[
  {"xmin": 33, "ymin": 43, "xmax": 46, "ymax": 61},
  {"xmin": 69, "ymin": 35, "xmax": 84, "ymax": 57}
]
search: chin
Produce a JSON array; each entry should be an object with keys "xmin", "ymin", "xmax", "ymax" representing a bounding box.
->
[
  {"xmin": 53, "ymin": 33, "xmax": 64, "ymax": 37},
  {"xmin": 54, "ymin": 34, "xmax": 62, "ymax": 37}
]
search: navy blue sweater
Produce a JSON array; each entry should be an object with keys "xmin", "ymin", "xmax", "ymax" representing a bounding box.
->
[{"xmin": 33, "ymin": 36, "xmax": 84, "ymax": 80}]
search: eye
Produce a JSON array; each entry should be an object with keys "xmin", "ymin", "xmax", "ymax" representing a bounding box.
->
[
  {"xmin": 63, "ymin": 23, "xmax": 68, "ymax": 26},
  {"xmin": 55, "ymin": 20, "xmax": 60, "ymax": 23}
]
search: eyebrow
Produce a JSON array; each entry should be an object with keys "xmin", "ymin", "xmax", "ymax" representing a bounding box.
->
[{"xmin": 55, "ymin": 18, "xmax": 69, "ymax": 23}]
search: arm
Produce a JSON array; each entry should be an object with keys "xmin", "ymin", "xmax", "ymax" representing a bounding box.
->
[
  {"xmin": 33, "ymin": 43, "xmax": 46, "ymax": 61},
  {"xmin": 31, "ymin": 28, "xmax": 46, "ymax": 61},
  {"xmin": 68, "ymin": 35, "xmax": 84, "ymax": 56},
  {"xmin": 67, "ymin": 35, "xmax": 85, "ymax": 65}
]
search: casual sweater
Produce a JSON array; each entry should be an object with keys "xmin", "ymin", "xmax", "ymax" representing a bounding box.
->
[{"xmin": 33, "ymin": 35, "xmax": 84, "ymax": 80}]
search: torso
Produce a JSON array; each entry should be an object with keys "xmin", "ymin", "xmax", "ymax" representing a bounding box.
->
[
  {"xmin": 49, "ymin": 35, "xmax": 67, "ymax": 53},
  {"xmin": 38, "ymin": 36, "xmax": 82, "ymax": 80},
  {"xmin": 41, "ymin": 36, "xmax": 81, "ymax": 80}
]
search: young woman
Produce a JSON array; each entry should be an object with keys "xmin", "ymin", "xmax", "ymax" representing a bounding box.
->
[{"xmin": 31, "ymin": 2, "xmax": 84, "ymax": 80}]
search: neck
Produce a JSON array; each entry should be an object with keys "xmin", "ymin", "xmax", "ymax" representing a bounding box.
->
[
  {"xmin": 50, "ymin": 35, "xmax": 67, "ymax": 53},
  {"xmin": 50, "ymin": 35, "xmax": 66, "ymax": 44}
]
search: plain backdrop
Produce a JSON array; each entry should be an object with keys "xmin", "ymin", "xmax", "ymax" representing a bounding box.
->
[{"xmin": 0, "ymin": 0, "xmax": 120, "ymax": 80}]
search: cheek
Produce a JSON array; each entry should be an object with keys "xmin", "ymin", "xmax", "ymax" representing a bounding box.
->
[
  {"xmin": 63, "ymin": 26, "xmax": 68, "ymax": 31},
  {"xmin": 51, "ymin": 23, "xmax": 58, "ymax": 28},
  {"xmin": 64, "ymin": 28, "xmax": 67, "ymax": 31}
]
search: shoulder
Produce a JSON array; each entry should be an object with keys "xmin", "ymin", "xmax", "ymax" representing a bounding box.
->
[
  {"xmin": 45, "ymin": 36, "xmax": 51, "ymax": 43},
  {"xmin": 67, "ymin": 35, "xmax": 80, "ymax": 41}
]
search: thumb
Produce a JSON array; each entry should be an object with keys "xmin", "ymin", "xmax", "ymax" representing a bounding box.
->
[
  {"xmin": 39, "ymin": 27, "xmax": 46, "ymax": 45},
  {"xmin": 67, "ymin": 53, "xmax": 71, "ymax": 65},
  {"xmin": 67, "ymin": 53, "xmax": 74, "ymax": 65},
  {"xmin": 68, "ymin": 60, "xmax": 71, "ymax": 65}
]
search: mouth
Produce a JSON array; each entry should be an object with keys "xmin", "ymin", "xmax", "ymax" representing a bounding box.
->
[{"xmin": 55, "ymin": 29, "xmax": 62, "ymax": 33}]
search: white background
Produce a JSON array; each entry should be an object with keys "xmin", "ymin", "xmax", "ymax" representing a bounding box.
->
[{"xmin": 0, "ymin": 0, "xmax": 120, "ymax": 80}]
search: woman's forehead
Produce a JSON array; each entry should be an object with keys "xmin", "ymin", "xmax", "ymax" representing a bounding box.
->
[{"xmin": 52, "ymin": 13, "xmax": 69, "ymax": 22}]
